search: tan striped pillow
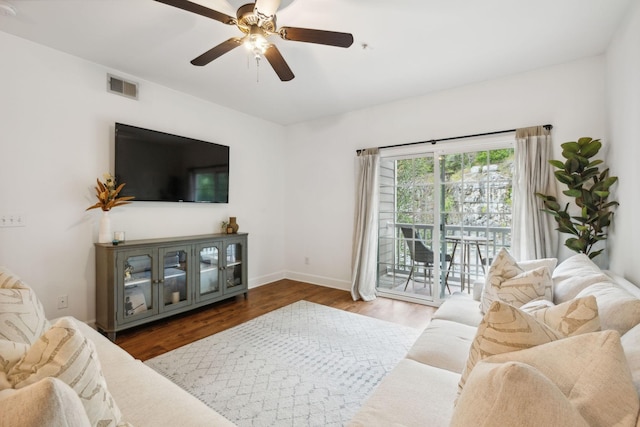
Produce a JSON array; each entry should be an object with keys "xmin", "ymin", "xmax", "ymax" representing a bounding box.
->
[
  {"xmin": 0, "ymin": 339, "xmax": 29, "ymax": 371},
  {"xmin": 0, "ymin": 289, "xmax": 51, "ymax": 345},
  {"xmin": 8, "ymin": 317, "xmax": 124, "ymax": 427},
  {"xmin": 492, "ymin": 266, "xmax": 552, "ymax": 308},
  {"xmin": 522, "ymin": 295, "xmax": 601, "ymax": 337},
  {"xmin": 458, "ymin": 300, "xmax": 564, "ymax": 395},
  {"xmin": 0, "ymin": 267, "xmax": 30, "ymax": 290},
  {"xmin": 481, "ymin": 249, "xmax": 553, "ymax": 313}
]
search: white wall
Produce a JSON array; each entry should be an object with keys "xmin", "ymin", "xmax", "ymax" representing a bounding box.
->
[
  {"xmin": 284, "ymin": 56, "xmax": 607, "ymax": 291},
  {"xmin": 0, "ymin": 32, "xmax": 287, "ymax": 321},
  {"xmin": 606, "ymin": 0, "xmax": 640, "ymax": 284},
  {"xmin": 0, "ymin": 26, "xmax": 625, "ymax": 319}
]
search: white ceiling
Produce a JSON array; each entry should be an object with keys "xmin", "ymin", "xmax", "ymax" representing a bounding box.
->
[{"xmin": 0, "ymin": 0, "xmax": 633, "ymax": 125}]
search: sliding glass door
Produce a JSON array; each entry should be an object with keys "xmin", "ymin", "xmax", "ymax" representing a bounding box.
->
[
  {"xmin": 378, "ymin": 154, "xmax": 442, "ymax": 301},
  {"xmin": 376, "ymin": 140, "xmax": 514, "ymax": 304}
]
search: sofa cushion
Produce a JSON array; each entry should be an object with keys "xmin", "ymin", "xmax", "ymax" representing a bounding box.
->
[
  {"xmin": 459, "ymin": 300, "xmax": 564, "ymax": 394},
  {"xmin": 73, "ymin": 321, "xmax": 236, "ymax": 427},
  {"xmin": 0, "ymin": 377, "xmax": 91, "ymax": 427},
  {"xmin": 406, "ymin": 319, "xmax": 476, "ymax": 373},
  {"xmin": 518, "ymin": 257, "xmax": 558, "ymax": 273},
  {"xmin": 8, "ymin": 317, "xmax": 124, "ymax": 427},
  {"xmin": 348, "ymin": 359, "xmax": 459, "ymax": 427},
  {"xmin": 622, "ymin": 324, "xmax": 640, "ymax": 397},
  {"xmin": 481, "ymin": 248, "xmax": 553, "ymax": 313},
  {"xmin": 521, "ymin": 295, "xmax": 601, "ymax": 337},
  {"xmin": 552, "ymin": 254, "xmax": 610, "ymax": 304},
  {"xmin": 0, "ymin": 288, "xmax": 50, "ymax": 345},
  {"xmin": 452, "ymin": 361, "xmax": 589, "ymax": 427},
  {"xmin": 576, "ymin": 282, "xmax": 640, "ymax": 335},
  {"xmin": 433, "ymin": 292, "xmax": 483, "ymax": 327},
  {"xmin": 470, "ymin": 331, "xmax": 639, "ymax": 427}
]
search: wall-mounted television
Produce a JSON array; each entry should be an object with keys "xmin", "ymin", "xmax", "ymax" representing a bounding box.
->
[{"xmin": 115, "ymin": 123, "xmax": 229, "ymax": 203}]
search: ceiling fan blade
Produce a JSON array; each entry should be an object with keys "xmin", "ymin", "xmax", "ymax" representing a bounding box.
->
[
  {"xmin": 254, "ymin": 0, "xmax": 281, "ymax": 21},
  {"xmin": 191, "ymin": 38, "xmax": 243, "ymax": 66},
  {"xmin": 279, "ymin": 27, "xmax": 354, "ymax": 48},
  {"xmin": 154, "ymin": 0, "xmax": 236, "ymax": 25},
  {"xmin": 263, "ymin": 45, "xmax": 294, "ymax": 81}
]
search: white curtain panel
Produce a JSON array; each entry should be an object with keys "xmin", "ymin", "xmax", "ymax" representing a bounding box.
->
[
  {"xmin": 512, "ymin": 126, "xmax": 558, "ymax": 260},
  {"xmin": 351, "ymin": 148, "xmax": 380, "ymax": 301}
]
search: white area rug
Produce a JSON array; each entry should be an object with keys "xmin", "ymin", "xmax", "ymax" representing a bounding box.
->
[{"xmin": 145, "ymin": 300, "xmax": 421, "ymax": 426}]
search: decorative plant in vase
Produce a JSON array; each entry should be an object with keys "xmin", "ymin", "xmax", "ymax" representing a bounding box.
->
[
  {"xmin": 86, "ymin": 173, "xmax": 134, "ymax": 211},
  {"xmin": 536, "ymin": 137, "xmax": 618, "ymax": 259},
  {"xmin": 87, "ymin": 173, "xmax": 134, "ymax": 243}
]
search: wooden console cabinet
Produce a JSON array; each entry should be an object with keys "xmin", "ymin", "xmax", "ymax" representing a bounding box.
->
[{"xmin": 95, "ymin": 233, "xmax": 248, "ymax": 341}]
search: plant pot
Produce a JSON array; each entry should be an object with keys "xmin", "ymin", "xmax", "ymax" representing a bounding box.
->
[{"xmin": 98, "ymin": 211, "xmax": 112, "ymax": 243}]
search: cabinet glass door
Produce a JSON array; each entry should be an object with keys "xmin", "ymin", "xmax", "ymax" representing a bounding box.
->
[
  {"xmin": 159, "ymin": 247, "xmax": 190, "ymax": 312},
  {"xmin": 120, "ymin": 252, "xmax": 156, "ymax": 323},
  {"xmin": 196, "ymin": 244, "xmax": 222, "ymax": 302},
  {"xmin": 224, "ymin": 241, "xmax": 244, "ymax": 291}
]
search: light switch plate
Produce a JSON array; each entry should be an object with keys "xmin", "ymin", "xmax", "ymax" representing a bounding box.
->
[{"xmin": 0, "ymin": 214, "xmax": 26, "ymax": 227}]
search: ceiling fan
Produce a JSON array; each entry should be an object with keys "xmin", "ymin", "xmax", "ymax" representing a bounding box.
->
[{"xmin": 154, "ymin": 0, "xmax": 354, "ymax": 81}]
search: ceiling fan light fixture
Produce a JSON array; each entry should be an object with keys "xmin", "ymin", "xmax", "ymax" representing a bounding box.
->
[
  {"xmin": 154, "ymin": 0, "xmax": 353, "ymax": 82},
  {"xmin": 0, "ymin": 1, "xmax": 17, "ymax": 17},
  {"xmin": 244, "ymin": 26, "xmax": 269, "ymax": 56}
]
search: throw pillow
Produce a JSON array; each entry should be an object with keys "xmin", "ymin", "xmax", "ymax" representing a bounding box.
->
[
  {"xmin": 482, "ymin": 248, "xmax": 523, "ymax": 313},
  {"xmin": 0, "ymin": 339, "xmax": 29, "ymax": 372},
  {"xmin": 476, "ymin": 330, "xmax": 639, "ymax": 427},
  {"xmin": 8, "ymin": 317, "xmax": 124, "ymax": 427},
  {"xmin": 551, "ymin": 253, "xmax": 611, "ymax": 304},
  {"xmin": 481, "ymin": 248, "xmax": 553, "ymax": 314},
  {"xmin": 458, "ymin": 300, "xmax": 564, "ymax": 394},
  {"xmin": 0, "ymin": 288, "xmax": 50, "ymax": 345},
  {"xmin": 518, "ymin": 257, "xmax": 558, "ymax": 273},
  {"xmin": 521, "ymin": 295, "xmax": 601, "ymax": 337},
  {"xmin": 576, "ymin": 282, "xmax": 640, "ymax": 335},
  {"xmin": 0, "ymin": 267, "xmax": 30, "ymax": 290},
  {"xmin": 0, "ymin": 377, "xmax": 91, "ymax": 427},
  {"xmin": 452, "ymin": 361, "xmax": 589, "ymax": 427},
  {"xmin": 492, "ymin": 266, "xmax": 552, "ymax": 309}
]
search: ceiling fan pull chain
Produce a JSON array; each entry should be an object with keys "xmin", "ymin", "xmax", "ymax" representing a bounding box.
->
[{"xmin": 256, "ymin": 54, "xmax": 261, "ymax": 83}]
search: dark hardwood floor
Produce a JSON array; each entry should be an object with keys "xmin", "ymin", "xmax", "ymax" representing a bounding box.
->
[{"xmin": 115, "ymin": 279, "xmax": 436, "ymax": 361}]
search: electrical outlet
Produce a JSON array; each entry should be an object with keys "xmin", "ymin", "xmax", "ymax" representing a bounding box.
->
[
  {"xmin": 0, "ymin": 213, "xmax": 26, "ymax": 228},
  {"xmin": 57, "ymin": 295, "xmax": 68, "ymax": 309},
  {"xmin": 305, "ymin": 257, "xmax": 310, "ymax": 265}
]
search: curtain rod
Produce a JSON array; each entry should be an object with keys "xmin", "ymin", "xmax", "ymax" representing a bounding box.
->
[{"xmin": 356, "ymin": 124, "xmax": 553, "ymax": 154}]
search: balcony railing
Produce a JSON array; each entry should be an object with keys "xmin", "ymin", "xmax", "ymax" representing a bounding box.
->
[{"xmin": 391, "ymin": 223, "xmax": 511, "ymax": 283}]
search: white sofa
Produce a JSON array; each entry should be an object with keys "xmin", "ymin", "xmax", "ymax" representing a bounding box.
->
[
  {"xmin": 0, "ymin": 266, "xmax": 235, "ymax": 427},
  {"xmin": 350, "ymin": 253, "xmax": 640, "ymax": 427},
  {"xmin": 3, "ymin": 253, "xmax": 640, "ymax": 427}
]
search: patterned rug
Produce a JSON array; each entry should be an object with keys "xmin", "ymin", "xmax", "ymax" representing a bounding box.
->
[{"xmin": 145, "ymin": 300, "xmax": 421, "ymax": 427}]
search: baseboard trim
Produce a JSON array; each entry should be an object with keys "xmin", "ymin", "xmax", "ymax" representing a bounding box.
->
[
  {"xmin": 248, "ymin": 271, "xmax": 350, "ymax": 292},
  {"xmin": 248, "ymin": 271, "xmax": 286, "ymax": 289},
  {"xmin": 283, "ymin": 271, "xmax": 351, "ymax": 292}
]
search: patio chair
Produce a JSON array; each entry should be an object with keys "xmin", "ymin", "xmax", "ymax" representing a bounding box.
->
[{"xmin": 400, "ymin": 226, "xmax": 452, "ymax": 294}]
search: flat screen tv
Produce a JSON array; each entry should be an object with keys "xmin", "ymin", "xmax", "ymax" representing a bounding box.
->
[{"xmin": 115, "ymin": 123, "xmax": 229, "ymax": 203}]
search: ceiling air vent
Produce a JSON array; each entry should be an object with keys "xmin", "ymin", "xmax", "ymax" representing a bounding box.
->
[{"xmin": 107, "ymin": 74, "xmax": 138, "ymax": 100}]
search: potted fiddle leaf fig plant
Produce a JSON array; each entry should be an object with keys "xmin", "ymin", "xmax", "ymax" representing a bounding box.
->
[{"xmin": 536, "ymin": 137, "xmax": 619, "ymax": 259}]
